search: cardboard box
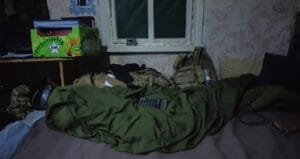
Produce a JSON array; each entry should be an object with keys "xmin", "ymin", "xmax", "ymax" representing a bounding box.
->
[{"xmin": 31, "ymin": 26, "xmax": 100, "ymax": 57}]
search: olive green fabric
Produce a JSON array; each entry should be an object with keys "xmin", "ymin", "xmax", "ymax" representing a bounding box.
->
[
  {"xmin": 239, "ymin": 85, "xmax": 300, "ymax": 111},
  {"xmin": 46, "ymin": 75, "xmax": 298, "ymax": 154}
]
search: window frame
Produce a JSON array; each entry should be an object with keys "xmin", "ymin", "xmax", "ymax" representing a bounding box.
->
[{"xmin": 99, "ymin": 0, "xmax": 204, "ymax": 52}]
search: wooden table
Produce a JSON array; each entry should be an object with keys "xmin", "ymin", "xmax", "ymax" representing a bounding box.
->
[
  {"xmin": 0, "ymin": 58, "xmax": 75, "ymax": 86},
  {"xmin": 0, "ymin": 55, "xmax": 109, "ymax": 108}
]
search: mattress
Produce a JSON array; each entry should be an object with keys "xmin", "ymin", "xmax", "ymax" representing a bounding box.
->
[{"xmin": 14, "ymin": 110, "xmax": 300, "ymax": 159}]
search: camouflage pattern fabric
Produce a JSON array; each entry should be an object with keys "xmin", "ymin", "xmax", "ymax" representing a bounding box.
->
[
  {"xmin": 73, "ymin": 73, "xmax": 126, "ymax": 88},
  {"xmin": 130, "ymin": 68, "xmax": 176, "ymax": 88},
  {"xmin": 73, "ymin": 74, "xmax": 93, "ymax": 86},
  {"xmin": 6, "ymin": 85, "xmax": 33, "ymax": 119},
  {"xmin": 93, "ymin": 73, "xmax": 127, "ymax": 88}
]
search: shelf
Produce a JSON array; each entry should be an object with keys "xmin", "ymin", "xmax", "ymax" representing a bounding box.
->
[
  {"xmin": 0, "ymin": 57, "xmax": 77, "ymax": 86},
  {"xmin": 0, "ymin": 57, "xmax": 74, "ymax": 64}
]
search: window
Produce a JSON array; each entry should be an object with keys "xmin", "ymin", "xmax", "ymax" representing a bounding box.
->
[
  {"xmin": 70, "ymin": 0, "xmax": 96, "ymax": 15},
  {"xmin": 154, "ymin": 0, "xmax": 186, "ymax": 38},
  {"xmin": 77, "ymin": 0, "xmax": 87, "ymax": 6},
  {"xmin": 115, "ymin": 0, "xmax": 148, "ymax": 39},
  {"xmin": 100, "ymin": 0, "xmax": 204, "ymax": 52}
]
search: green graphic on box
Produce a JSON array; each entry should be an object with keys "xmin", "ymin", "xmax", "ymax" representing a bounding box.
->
[{"xmin": 31, "ymin": 26, "xmax": 84, "ymax": 57}]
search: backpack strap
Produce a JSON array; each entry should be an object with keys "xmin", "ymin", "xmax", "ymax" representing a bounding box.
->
[{"xmin": 192, "ymin": 47, "xmax": 203, "ymax": 66}]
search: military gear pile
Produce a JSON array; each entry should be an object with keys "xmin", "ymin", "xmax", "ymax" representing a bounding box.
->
[
  {"xmin": 73, "ymin": 48, "xmax": 217, "ymax": 90},
  {"xmin": 6, "ymin": 85, "xmax": 33, "ymax": 119},
  {"xmin": 74, "ymin": 64, "xmax": 175, "ymax": 89}
]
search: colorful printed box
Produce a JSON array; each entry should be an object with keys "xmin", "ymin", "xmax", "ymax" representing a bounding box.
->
[{"xmin": 30, "ymin": 25, "xmax": 100, "ymax": 57}]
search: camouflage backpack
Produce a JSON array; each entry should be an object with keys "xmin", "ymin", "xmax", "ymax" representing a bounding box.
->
[{"xmin": 171, "ymin": 47, "xmax": 217, "ymax": 88}]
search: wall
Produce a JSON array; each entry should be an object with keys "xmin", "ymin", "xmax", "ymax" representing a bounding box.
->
[
  {"xmin": 46, "ymin": 0, "xmax": 70, "ymax": 19},
  {"xmin": 47, "ymin": 0, "xmax": 299, "ymax": 78},
  {"xmin": 204, "ymin": 0, "xmax": 298, "ymax": 77}
]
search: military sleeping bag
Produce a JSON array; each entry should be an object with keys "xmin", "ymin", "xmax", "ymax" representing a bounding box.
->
[{"xmin": 46, "ymin": 74, "xmax": 298, "ymax": 154}]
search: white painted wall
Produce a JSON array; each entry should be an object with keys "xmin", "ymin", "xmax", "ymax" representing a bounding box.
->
[
  {"xmin": 203, "ymin": 0, "xmax": 298, "ymax": 77},
  {"xmin": 46, "ymin": 0, "xmax": 299, "ymax": 78}
]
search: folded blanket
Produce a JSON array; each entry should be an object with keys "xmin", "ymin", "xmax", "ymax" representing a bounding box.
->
[{"xmin": 0, "ymin": 111, "xmax": 45, "ymax": 159}]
